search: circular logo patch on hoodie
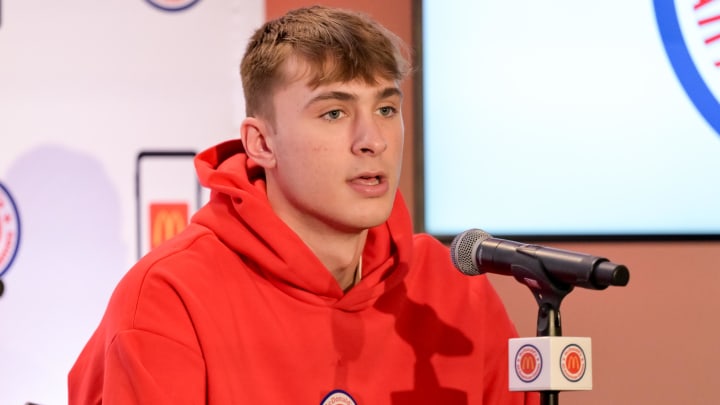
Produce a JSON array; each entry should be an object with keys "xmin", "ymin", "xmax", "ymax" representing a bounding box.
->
[
  {"xmin": 320, "ymin": 390, "xmax": 357, "ymax": 405},
  {"xmin": 0, "ymin": 182, "xmax": 21, "ymax": 278}
]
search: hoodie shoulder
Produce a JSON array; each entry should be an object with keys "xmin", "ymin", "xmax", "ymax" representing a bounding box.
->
[{"xmin": 101, "ymin": 224, "xmax": 220, "ymax": 329}]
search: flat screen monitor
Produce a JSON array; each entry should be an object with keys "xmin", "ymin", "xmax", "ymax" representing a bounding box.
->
[{"xmin": 421, "ymin": 0, "xmax": 720, "ymax": 240}]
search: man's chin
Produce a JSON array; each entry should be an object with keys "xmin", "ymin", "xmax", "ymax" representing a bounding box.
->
[{"xmin": 352, "ymin": 208, "xmax": 394, "ymax": 231}]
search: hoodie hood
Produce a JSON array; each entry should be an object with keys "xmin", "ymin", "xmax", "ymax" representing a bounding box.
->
[{"xmin": 191, "ymin": 139, "xmax": 413, "ymax": 311}]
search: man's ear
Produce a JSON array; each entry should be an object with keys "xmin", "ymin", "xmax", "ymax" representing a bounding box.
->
[{"xmin": 241, "ymin": 117, "xmax": 276, "ymax": 168}]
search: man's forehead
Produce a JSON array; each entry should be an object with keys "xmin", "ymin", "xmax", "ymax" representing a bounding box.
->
[
  {"xmin": 278, "ymin": 56, "xmax": 315, "ymax": 85},
  {"xmin": 278, "ymin": 55, "xmax": 398, "ymax": 93}
]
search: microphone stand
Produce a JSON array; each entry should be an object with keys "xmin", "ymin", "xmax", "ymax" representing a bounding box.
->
[
  {"xmin": 536, "ymin": 303, "xmax": 562, "ymax": 405},
  {"xmin": 509, "ymin": 259, "xmax": 575, "ymax": 405}
]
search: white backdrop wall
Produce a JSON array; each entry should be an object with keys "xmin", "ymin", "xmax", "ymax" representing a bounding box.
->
[{"xmin": 0, "ymin": 1, "xmax": 263, "ymax": 403}]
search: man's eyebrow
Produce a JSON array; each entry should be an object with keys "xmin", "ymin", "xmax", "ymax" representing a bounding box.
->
[
  {"xmin": 378, "ymin": 86, "xmax": 403, "ymax": 101},
  {"xmin": 304, "ymin": 91, "xmax": 356, "ymax": 109},
  {"xmin": 304, "ymin": 86, "xmax": 404, "ymax": 110}
]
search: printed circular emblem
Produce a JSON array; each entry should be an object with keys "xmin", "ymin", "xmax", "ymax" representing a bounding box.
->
[
  {"xmin": 515, "ymin": 344, "xmax": 542, "ymax": 383},
  {"xmin": 560, "ymin": 344, "xmax": 586, "ymax": 382},
  {"xmin": 655, "ymin": 0, "xmax": 720, "ymax": 137},
  {"xmin": 145, "ymin": 0, "xmax": 201, "ymax": 12},
  {"xmin": 0, "ymin": 183, "xmax": 21, "ymax": 278},
  {"xmin": 320, "ymin": 390, "xmax": 357, "ymax": 405}
]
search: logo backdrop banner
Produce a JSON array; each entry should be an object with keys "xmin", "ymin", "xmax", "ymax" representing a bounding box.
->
[{"xmin": 0, "ymin": 1, "xmax": 262, "ymax": 403}]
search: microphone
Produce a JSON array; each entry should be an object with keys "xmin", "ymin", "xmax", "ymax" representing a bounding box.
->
[{"xmin": 450, "ymin": 229, "xmax": 629, "ymax": 290}]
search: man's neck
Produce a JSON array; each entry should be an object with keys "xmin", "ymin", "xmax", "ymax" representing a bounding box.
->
[{"xmin": 304, "ymin": 229, "xmax": 367, "ymax": 292}]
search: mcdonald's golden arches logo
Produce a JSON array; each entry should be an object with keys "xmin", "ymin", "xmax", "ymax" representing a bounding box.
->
[
  {"xmin": 560, "ymin": 344, "xmax": 586, "ymax": 382},
  {"xmin": 149, "ymin": 203, "xmax": 189, "ymax": 249},
  {"xmin": 514, "ymin": 344, "xmax": 542, "ymax": 383}
]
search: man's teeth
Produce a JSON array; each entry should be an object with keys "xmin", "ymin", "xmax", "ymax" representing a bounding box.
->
[{"xmin": 360, "ymin": 176, "xmax": 380, "ymax": 185}]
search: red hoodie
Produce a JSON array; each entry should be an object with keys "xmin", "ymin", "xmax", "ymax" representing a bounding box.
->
[{"xmin": 68, "ymin": 140, "xmax": 538, "ymax": 404}]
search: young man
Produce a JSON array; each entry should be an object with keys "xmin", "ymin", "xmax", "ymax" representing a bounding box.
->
[{"xmin": 69, "ymin": 6, "xmax": 538, "ymax": 404}]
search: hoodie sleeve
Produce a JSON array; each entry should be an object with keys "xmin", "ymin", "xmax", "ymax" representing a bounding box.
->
[
  {"xmin": 101, "ymin": 329, "xmax": 206, "ymax": 404},
  {"xmin": 69, "ymin": 246, "xmax": 209, "ymax": 405},
  {"xmin": 68, "ymin": 328, "xmax": 206, "ymax": 405}
]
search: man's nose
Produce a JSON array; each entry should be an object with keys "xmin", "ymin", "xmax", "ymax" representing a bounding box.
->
[{"xmin": 351, "ymin": 114, "xmax": 387, "ymax": 155}]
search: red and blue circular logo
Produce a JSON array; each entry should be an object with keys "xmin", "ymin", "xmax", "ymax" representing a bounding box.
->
[
  {"xmin": 145, "ymin": 0, "xmax": 201, "ymax": 12},
  {"xmin": 560, "ymin": 344, "xmax": 587, "ymax": 382},
  {"xmin": 320, "ymin": 390, "xmax": 357, "ymax": 405},
  {"xmin": 515, "ymin": 344, "xmax": 542, "ymax": 383},
  {"xmin": 655, "ymin": 0, "xmax": 720, "ymax": 137},
  {"xmin": 0, "ymin": 183, "xmax": 21, "ymax": 278}
]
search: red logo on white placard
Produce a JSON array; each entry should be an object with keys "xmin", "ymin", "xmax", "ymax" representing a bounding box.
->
[
  {"xmin": 515, "ymin": 344, "xmax": 542, "ymax": 383},
  {"xmin": 560, "ymin": 344, "xmax": 586, "ymax": 382}
]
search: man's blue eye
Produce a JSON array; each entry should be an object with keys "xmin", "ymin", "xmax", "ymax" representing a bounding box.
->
[
  {"xmin": 379, "ymin": 106, "xmax": 396, "ymax": 116},
  {"xmin": 325, "ymin": 110, "xmax": 342, "ymax": 120}
]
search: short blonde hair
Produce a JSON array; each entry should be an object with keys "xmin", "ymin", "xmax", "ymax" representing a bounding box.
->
[{"xmin": 240, "ymin": 6, "xmax": 412, "ymax": 120}]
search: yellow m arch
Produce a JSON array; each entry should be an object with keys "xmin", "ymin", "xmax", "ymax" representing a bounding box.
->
[{"xmin": 150, "ymin": 203, "xmax": 188, "ymax": 249}]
